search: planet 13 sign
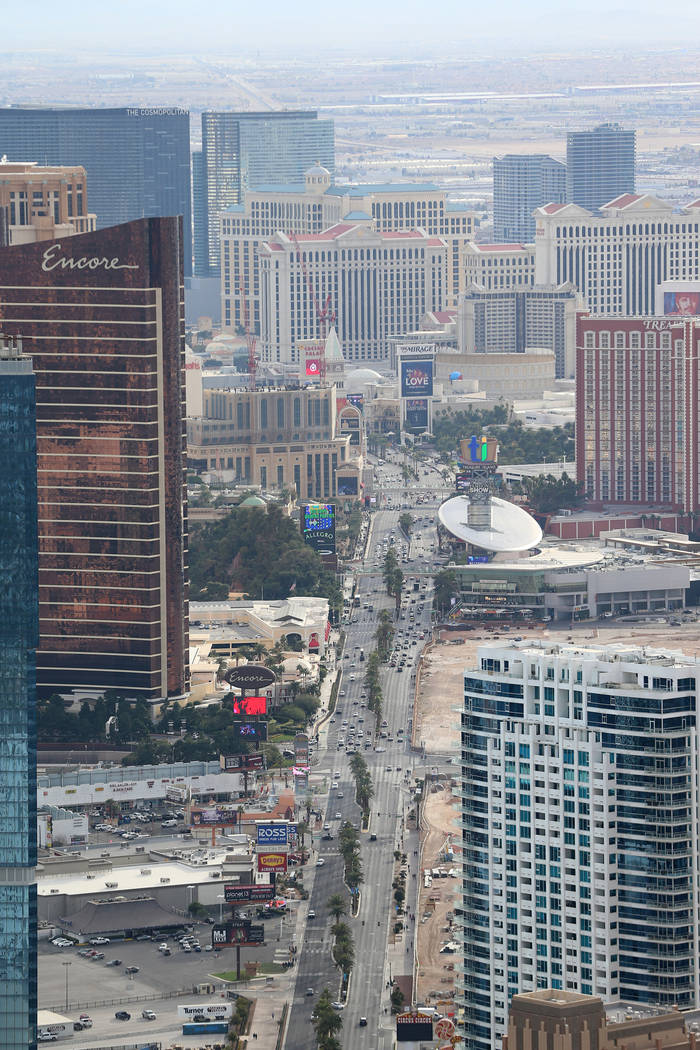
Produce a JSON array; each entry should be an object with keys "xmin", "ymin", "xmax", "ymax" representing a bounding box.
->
[{"xmin": 401, "ymin": 359, "xmax": 433, "ymax": 397}]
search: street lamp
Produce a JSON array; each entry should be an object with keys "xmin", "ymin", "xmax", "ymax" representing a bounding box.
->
[{"xmin": 62, "ymin": 960, "xmax": 72, "ymax": 1011}]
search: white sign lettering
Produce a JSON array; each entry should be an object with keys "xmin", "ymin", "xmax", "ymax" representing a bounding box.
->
[
  {"xmin": 396, "ymin": 342, "xmax": 437, "ymax": 356},
  {"xmin": 42, "ymin": 243, "xmax": 139, "ymax": 273},
  {"xmin": 643, "ymin": 319, "xmax": 673, "ymax": 331}
]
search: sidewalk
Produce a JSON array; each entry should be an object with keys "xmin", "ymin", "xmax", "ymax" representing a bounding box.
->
[{"xmin": 383, "ymin": 784, "xmax": 420, "ymax": 1014}]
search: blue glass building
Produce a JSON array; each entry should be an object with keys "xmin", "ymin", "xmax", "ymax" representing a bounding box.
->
[{"xmin": 0, "ymin": 336, "xmax": 38, "ymax": 1049}]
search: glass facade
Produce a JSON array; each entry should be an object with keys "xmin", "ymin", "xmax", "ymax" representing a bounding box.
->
[
  {"xmin": 0, "ymin": 345, "xmax": 38, "ymax": 1049},
  {"xmin": 198, "ymin": 111, "xmax": 335, "ymax": 275},
  {"xmin": 493, "ymin": 154, "xmax": 566, "ymax": 242},
  {"xmin": 460, "ymin": 643, "xmax": 700, "ymax": 1050},
  {"xmin": 566, "ymin": 123, "xmax": 636, "ymax": 212},
  {"xmin": 0, "ymin": 107, "xmax": 192, "ymax": 274},
  {"xmin": 0, "ymin": 219, "xmax": 189, "ymax": 707}
]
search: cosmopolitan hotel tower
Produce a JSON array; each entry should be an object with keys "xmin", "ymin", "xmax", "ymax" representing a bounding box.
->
[
  {"xmin": 0, "ymin": 218, "xmax": 189, "ymax": 711},
  {"xmin": 460, "ymin": 640, "xmax": 700, "ymax": 1050},
  {"xmin": 0, "ymin": 337, "xmax": 38, "ymax": 1048}
]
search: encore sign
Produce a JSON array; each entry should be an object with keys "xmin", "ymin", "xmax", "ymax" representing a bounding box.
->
[{"xmin": 41, "ymin": 243, "xmax": 139, "ymax": 272}]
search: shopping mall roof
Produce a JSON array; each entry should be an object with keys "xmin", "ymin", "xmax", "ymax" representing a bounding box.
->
[{"xmin": 439, "ymin": 494, "xmax": 543, "ymax": 553}]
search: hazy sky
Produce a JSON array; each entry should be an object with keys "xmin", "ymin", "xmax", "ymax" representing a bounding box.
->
[{"xmin": 7, "ymin": 0, "xmax": 700, "ymax": 54}]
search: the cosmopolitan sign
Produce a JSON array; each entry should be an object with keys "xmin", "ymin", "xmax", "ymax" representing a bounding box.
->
[
  {"xmin": 226, "ymin": 665, "xmax": 276, "ymax": 691},
  {"xmin": 42, "ymin": 244, "xmax": 138, "ymax": 273}
]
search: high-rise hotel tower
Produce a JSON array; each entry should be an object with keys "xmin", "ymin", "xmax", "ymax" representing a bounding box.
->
[{"xmin": 0, "ymin": 218, "xmax": 189, "ymax": 710}]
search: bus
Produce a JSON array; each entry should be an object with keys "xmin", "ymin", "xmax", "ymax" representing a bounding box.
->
[{"xmin": 182, "ymin": 1021, "xmax": 229, "ymax": 1034}]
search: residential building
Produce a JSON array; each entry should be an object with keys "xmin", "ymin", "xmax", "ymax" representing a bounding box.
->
[
  {"xmin": 187, "ymin": 383, "xmax": 362, "ymax": 499},
  {"xmin": 460, "ymin": 640, "xmax": 700, "ymax": 1050},
  {"xmin": 220, "ymin": 167, "xmax": 474, "ymax": 331},
  {"xmin": 458, "ymin": 284, "xmax": 582, "ymax": 377},
  {"xmin": 493, "ymin": 155, "xmax": 566, "ymax": 243},
  {"xmin": 534, "ymin": 195, "xmax": 700, "ymax": 315},
  {"xmin": 464, "ymin": 242, "xmax": 535, "ymax": 293},
  {"xmin": 259, "ymin": 223, "xmax": 447, "ymax": 365},
  {"xmin": 0, "ymin": 161, "xmax": 96, "ymax": 245},
  {"xmin": 0, "ymin": 106, "xmax": 192, "ymax": 274},
  {"xmin": 198, "ymin": 111, "xmax": 334, "ymax": 276},
  {"xmin": 576, "ymin": 315, "xmax": 700, "ymax": 512},
  {"xmin": 0, "ymin": 335, "xmax": 38, "ymax": 1049},
  {"xmin": 0, "ymin": 218, "xmax": 189, "ymax": 708},
  {"xmin": 566, "ymin": 123, "xmax": 635, "ymax": 212}
]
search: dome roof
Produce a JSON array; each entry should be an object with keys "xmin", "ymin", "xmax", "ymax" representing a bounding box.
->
[
  {"xmin": 346, "ymin": 367, "xmax": 384, "ymax": 386},
  {"xmin": 240, "ymin": 495, "xmax": 266, "ymax": 509},
  {"xmin": 305, "ymin": 162, "xmax": 331, "ymax": 178},
  {"xmin": 282, "ymin": 656, "xmax": 313, "ymax": 673}
]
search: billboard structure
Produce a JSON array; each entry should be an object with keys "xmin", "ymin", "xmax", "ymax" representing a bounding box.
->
[
  {"xmin": 212, "ymin": 922, "xmax": 265, "ymax": 947},
  {"xmin": 301, "ymin": 503, "xmax": 336, "ymax": 554},
  {"xmin": 224, "ymin": 883, "xmax": 275, "ymax": 903},
  {"xmin": 232, "ymin": 696, "xmax": 267, "ymax": 716},
  {"xmin": 256, "ymin": 822, "xmax": 289, "ymax": 846},
  {"xmin": 400, "ymin": 359, "xmax": 433, "ymax": 397},
  {"xmin": 664, "ymin": 290, "xmax": 700, "ymax": 316},
  {"xmin": 219, "ymin": 753, "xmax": 264, "ymax": 771},
  {"xmin": 396, "ymin": 1012, "xmax": 434, "ymax": 1042},
  {"xmin": 404, "ymin": 397, "xmax": 429, "ymax": 431},
  {"xmin": 190, "ymin": 807, "xmax": 238, "ymax": 826},
  {"xmin": 257, "ymin": 851, "xmax": 288, "ymax": 872},
  {"xmin": 233, "ymin": 720, "xmax": 268, "ymax": 742}
]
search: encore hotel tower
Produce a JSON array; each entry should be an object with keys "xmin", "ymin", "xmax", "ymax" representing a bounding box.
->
[{"xmin": 0, "ymin": 218, "xmax": 189, "ymax": 709}]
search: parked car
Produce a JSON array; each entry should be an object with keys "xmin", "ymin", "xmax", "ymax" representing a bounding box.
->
[
  {"xmin": 105, "ymin": 958, "xmax": 122, "ymax": 967},
  {"xmin": 89, "ymin": 937, "xmax": 109, "ymax": 945},
  {"xmin": 141, "ymin": 1009, "xmax": 156, "ymax": 1020},
  {"xmin": 125, "ymin": 965, "xmax": 140, "ymax": 974}
]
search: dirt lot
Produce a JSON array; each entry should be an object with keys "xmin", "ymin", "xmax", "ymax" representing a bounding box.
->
[
  {"xmin": 414, "ymin": 619, "xmax": 700, "ymax": 756},
  {"xmin": 415, "ymin": 783, "xmax": 459, "ymax": 1004}
]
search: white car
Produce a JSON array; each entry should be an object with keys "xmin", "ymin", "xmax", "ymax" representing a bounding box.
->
[{"xmin": 89, "ymin": 937, "xmax": 110, "ymax": 946}]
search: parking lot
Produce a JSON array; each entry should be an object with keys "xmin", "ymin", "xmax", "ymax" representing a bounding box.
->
[{"xmin": 39, "ymin": 915, "xmax": 300, "ymax": 1048}]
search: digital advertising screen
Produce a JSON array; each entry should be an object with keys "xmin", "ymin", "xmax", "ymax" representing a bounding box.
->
[
  {"xmin": 664, "ymin": 291, "xmax": 700, "ymax": 315},
  {"xmin": 337, "ymin": 477, "xmax": 358, "ymax": 496},
  {"xmin": 301, "ymin": 502, "xmax": 336, "ymax": 554},
  {"xmin": 404, "ymin": 397, "xmax": 428, "ymax": 430},
  {"xmin": 232, "ymin": 720, "xmax": 268, "ymax": 742},
  {"xmin": 401, "ymin": 359, "xmax": 433, "ymax": 398},
  {"xmin": 233, "ymin": 696, "xmax": 267, "ymax": 716}
]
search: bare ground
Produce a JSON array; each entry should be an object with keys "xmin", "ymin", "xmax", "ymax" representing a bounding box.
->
[{"xmin": 415, "ymin": 785, "xmax": 460, "ymax": 1005}]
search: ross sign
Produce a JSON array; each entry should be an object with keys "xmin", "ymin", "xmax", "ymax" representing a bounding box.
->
[
  {"xmin": 213, "ymin": 922, "xmax": 265, "ymax": 947},
  {"xmin": 233, "ymin": 696, "xmax": 267, "ymax": 716},
  {"xmin": 397, "ymin": 342, "xmax": 437, "ymax": 356},
  {"xmin": 226, "ymin": 665, "xmax": 276, "ymax": 691},
  {"xmin": 302, "ymin": 503, "xmax": 336, "ymax": 554},
  {"xmin": 404, "ymin": 397, "xmax": 429, "ymax": 431},
  {"xmin": 257, "ymin": 851, "xmax": 288, "ymax": 872},
  {"xmin": 401, "ymin": 359, "xmax": 433, "ymax": 397},
  {"xmin": 224, "ymin": 883, "xmax": 275, "ymax": 903},
  {"xmin": 256, "ymin": 822, "xmax": 289, "ymax": 846},
  {"xmin": 397, "ymin": 1011, "xmax": 434, "ymax": 1042}
]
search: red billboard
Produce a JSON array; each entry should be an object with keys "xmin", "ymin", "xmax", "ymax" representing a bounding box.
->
[
  {"xmin": 233, "ymin": 696, "xmax": 267, "ymax": 716},
  {"xmin": 257, "ymin": 852, "xmax": 288, "ymax": 872}
]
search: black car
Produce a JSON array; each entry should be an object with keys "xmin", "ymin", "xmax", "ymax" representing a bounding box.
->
[
  {"xmin": 115, "ymin": 1010, "xmax": 131, "ymax": 1021},
  {"xmin": 125, "ymin": 965, "xmax": 140, "ymax": 974}
]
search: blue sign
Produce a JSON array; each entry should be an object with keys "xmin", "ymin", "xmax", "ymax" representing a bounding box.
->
[
  {"xmin": 401, "ymin": 359, "xmax": 433, "ymax": 398},
  {"xmin": 256, "ymin": 823, "xmax": 289, "ymax": 845}
]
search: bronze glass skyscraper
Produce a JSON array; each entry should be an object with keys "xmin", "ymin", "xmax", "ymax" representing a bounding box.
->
[{"xmin": 0, "ymin": 217, "xmax": 189, "ymax": 708}]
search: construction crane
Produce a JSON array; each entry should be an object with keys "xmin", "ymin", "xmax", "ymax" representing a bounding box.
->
[
  {"xmin": 239, "ymin": 276, "xmax": 257, "ymax": 389},
  {"xmin": 291, "ymin": 232, "xmax": 336, "ymax": 381}
]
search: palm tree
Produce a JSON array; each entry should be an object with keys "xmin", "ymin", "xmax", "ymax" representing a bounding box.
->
[{"xmin": 327, "ymin": 893, "xmax": 347, "ymax": 922}]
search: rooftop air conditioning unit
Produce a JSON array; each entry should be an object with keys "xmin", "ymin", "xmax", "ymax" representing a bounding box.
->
[
  {"xmin": 160, "ymin": 877, "xmax": 170, "ymax": 884},
  {"xmin": 140, "ymin": 869, "xmax": 152, "ymax": 875},
  {"xmin": 105, "ymin": 882, "xmax": 117, "ymax": 888},
  {"xmin": 50, "ymin": 889, "xmax": 59, "ymax": 894},
  {"xmin": 86, "ymin": 874, "xmax": 96, "ymax": 880}
]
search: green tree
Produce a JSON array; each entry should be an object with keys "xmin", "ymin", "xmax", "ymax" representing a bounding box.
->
[
  {"xmin": 433, "ymin": 569, "xmax": 458, "ymax": 616},
  {"xmin": 375, "ymin": 609, "xmax": 394, "ymax": 662},
  {"xmin": 523, "ymin": 471, "xmax": 583, "ymax": 515},
  {"xmin": 312, "ymin": 988, "xmax": 343, "ymax": 1047},
  {"xmin": 399, "ymin": 512, "xmax": 414, "ymax": 535},
  {"xmin": 327, "ymin": 893, "xmax": 347, "ymax": 922}
]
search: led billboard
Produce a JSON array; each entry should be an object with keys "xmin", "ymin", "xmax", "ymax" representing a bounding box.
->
[
  {"xmin": 401, "ymin": 359, "xmax": 433, "ymax": 397},
  {"xmin": 301, "ymin": 503, "xmax": 336, "ymax": 554},
  {"xmin": 232, "ymin": 696, "xmax": 267, "ymax": 716}
]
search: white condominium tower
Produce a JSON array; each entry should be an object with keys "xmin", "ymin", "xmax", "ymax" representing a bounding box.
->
[
  {"xmin": 459, "ymin": 641, "xmax": 700, "ymax": 1050},
  {"xmin": 534, "ymin": 194, "xmax": 700, "ymax": 315}
]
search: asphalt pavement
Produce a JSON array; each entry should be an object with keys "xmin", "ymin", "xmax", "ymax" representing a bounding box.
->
[{"xmin": 284, "ymin": 454, "xmax": 450, "ymax": 1050}]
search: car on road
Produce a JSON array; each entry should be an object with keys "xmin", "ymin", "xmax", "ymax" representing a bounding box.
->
[
  {"xmin": 305, "ymin": 987, "xmax": 315, "ymax": 996},
  {"xmin": 141, "ymin": 1009, "xmax": 157, "ymax": 1020},
  {"xmin": 125, "ymin": 965, "xmax": 140, "ymax": 974},
  {"xmin": 115, "ymin": 1011, "xmax": 131, "ymax": 1021},
  {"xmin": 308, "ymin": 909, "xmax": 316, "ymax": 919},
  {"xmin": 359, "ymin": 1016, "xmax": 368, "ymax": 1026},
  {"xmin": 316, "ymin": 858, "xmax": 325, "ymax": 867},
  {"xmin": 38, "ymin": 1034, "xmax": 58, "ymax": 1042},
  {"xmin": 335, "ymin": 812, "xmax": 342, "ymax": 819},
  {"xmin": 105, "ymin": 958, "xmax": 122, "ymax": 966},
  {"xmin": 331, "ymin": 1001, "xmax": 345, "ymax": 1010},
  {"xmin": 89, "ymin": 937, "xmax": 109, "ymax": 945}
]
